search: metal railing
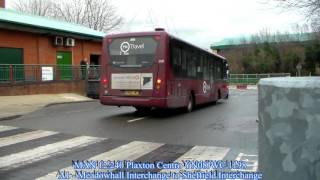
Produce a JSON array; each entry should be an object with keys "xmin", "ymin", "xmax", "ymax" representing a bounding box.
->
[
  {"xmin": 0, "ymin": 64, "xmax": 100, "ymax": 85},
  {"xmin": 228, "ymin": 73, "xmax": 291, "ymax": 84},
  {"xmin": 0, "ymin": 64, "xmax": 291, "ymax": 86}
]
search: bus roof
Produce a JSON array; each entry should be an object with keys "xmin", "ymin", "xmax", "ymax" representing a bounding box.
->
[{"xmin": 105, "ymin": 31, "xmax": 227, "ymax": 61}]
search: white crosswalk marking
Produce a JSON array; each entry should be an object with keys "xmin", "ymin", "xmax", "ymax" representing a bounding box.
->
[
  {"xmin": 0, "ymin": 125, "xmax": 259, "ymax": 180},
  {"xmin": 175, "ymin": 146, "xmax": 230, "ymax": 162},
  {"xmin": 161, "ymin": 146, "xmax": 230, "ymax": 176},
  {"xmin": 0, "ymin": 136, "xmax": 105, "ymax": 170},
  {"xmin": 0, "ymin": 125, "xmax": 18, "ymax": 133},
  {"xmin": 37, "ymin": 141, "xmax": 164, "ymax": 180},
  {"xmin": 0, "ymin": 130, "xmax": 58, "ymax": 148},
  {"xmin": 225, "ymin": 153, "xmax": 259, "ymax": 180},
  {"xmin": 235, "ymin": 153, "xmax": 258, "ymax": 172}
]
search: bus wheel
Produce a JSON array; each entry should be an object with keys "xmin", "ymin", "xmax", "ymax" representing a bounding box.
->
[{"xmin": 186, "ymin": 94, "xmax": 194, "ymax": 113}]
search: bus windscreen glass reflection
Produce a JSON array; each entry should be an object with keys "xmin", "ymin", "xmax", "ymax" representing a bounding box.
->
[{"xmin": 108, "ymin": 37, "xmax": 158, "ymax": 68}]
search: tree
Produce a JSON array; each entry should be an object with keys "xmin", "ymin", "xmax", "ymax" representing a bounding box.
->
[
  {"xmin": 305, "ymin": 40, "xmax": 320, "ymax": 75},
  {"xmin": 241, "ymin": 42, "xmax": 281, "ymax": 74},
  {"xmin": 281, "ymin": 52, "xmax": 300, "ymax": 75},
  {"xmin": 13, "ymin": 0, "xmax": 55, "ymax": 16},
  {"xmin": 271, "ymin": 0, "xmax": 320, "ymax": 32},
  {"xmin": 12, "ymin": 0, "xmax": 122, "ymax": 32},
  {"xmin": 272, "ymin": 0, "xmax": 320, "ymax": 17}
]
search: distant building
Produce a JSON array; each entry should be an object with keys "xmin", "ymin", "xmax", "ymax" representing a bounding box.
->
[{"xmin": 210, "ymin": 33, "xmax": 315, "ymax": 73}]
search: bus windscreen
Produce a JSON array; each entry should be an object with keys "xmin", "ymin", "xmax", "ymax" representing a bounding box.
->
[{"xmin": 108, "ymin": 36, "xmax": 158, "ymax": 68}]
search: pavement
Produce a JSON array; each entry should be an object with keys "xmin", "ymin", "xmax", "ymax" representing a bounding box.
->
[{"xmin": 0, "ymin": 93, "xmax": 93, "ymax": 120}]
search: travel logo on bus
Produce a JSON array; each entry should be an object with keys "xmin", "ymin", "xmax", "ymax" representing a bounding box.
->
[{"xmin": 120, "ymin": 41, "xmax": 145, "ymax": 55}]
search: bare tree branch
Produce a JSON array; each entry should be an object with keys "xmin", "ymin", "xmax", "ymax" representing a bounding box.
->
[
  {"xmin": 13, "ymin": 0, "xmax": 55, "ymax": 16},
  {"xmin": 12, "ymin": 0, "xmax": 123, "ymax": 33},
  {"xmin": 265, "ymin": 0, "xmax": 320, "ymax": 33},
  {"xmin": 270, "ymin": 0, "xmax": 320, "ymax": 20}
]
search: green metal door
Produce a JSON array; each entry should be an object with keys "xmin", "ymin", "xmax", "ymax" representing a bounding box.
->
[
  {"xmin": 56, "ymin": 51, "xmax": 72, "ymax": 80},
  {"xmin": 0, "ymin": 48, "xmax": 24, "ymax": 82}
]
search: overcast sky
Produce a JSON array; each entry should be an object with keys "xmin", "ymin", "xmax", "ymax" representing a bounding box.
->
[
  {"xmin": 7, "ymin": 0, "xmax": 306, "ymax": 49},
  {"xmin": 110, "ymin": 0, "xmax": 305, "ymax": 48}
]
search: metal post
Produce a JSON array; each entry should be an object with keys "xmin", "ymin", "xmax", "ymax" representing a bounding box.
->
[
  {"xmin": 9, "ymin": 64, "xmax": 13, "ymax": 84},
  {"xmin": 38, "ymin": 65, "xmax": 41, "ymax": 82},
  {"xmin": 258, "ymin": 77, "xmax": 320, "ymax": 180},
  {"xmin": 246, "ymin": 74, "xmax": 249, "ymax": 84}
]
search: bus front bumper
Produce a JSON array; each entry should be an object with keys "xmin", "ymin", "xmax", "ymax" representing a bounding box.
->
[{"xmin": 100, "ymin": 96, "xmax": 167, "ymax": 108}]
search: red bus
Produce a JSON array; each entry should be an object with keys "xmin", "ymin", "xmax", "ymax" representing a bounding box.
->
[{"xmin": 100, "ymin": 29, "xmax": 229, "ymax": 112}]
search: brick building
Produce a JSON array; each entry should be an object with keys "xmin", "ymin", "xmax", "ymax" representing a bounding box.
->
[
  {"xmin": 0, "ymin": 1, "xmax": 105, "ymax": 95},
  {"xmin": 0, "ymin": 2, "xmax": 104, "ymax": 67}
]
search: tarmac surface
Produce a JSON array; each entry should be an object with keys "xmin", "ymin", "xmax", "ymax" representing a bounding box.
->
[
  {"xmin": 0, "ymin": 89, "xmax": 258, "ymax": 149},
  {"xmin": 0, "ymin": 89, "xmax": 259, "ymax": 179}
]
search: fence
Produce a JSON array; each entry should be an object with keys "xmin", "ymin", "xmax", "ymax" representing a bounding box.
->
[
  {"xmin": 0, "ymin": 64, "xmax": 291, "ymax": 85},
  {"xmin": 228, "ymin": 73, "xmax": 291, "ymax": 84},
  {"xmin": 0, "ymin": 64, "xmax": 100, "ymax": 85}
]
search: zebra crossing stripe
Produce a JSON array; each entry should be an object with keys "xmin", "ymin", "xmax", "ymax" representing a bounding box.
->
[
  {"xmin": 225, "ymin": 153, "xmax": 259, "ymax": 180},
  {"xmin": 0, "ymin": 130, "xmax": 59, "ymax": 148},
  {"xmin": 0, "ymin": 136, "xmax": 105, "ymax": 170},
  {"xmin": 235, "ymin": 153, "xmax": 258, "ymax": 172},
  {"xmin": 0, "ymin": 125, "xmax": 18, "ymax": 133},
  {"xmin": 175, "ymin": 146, "xmax": 230, "ymax": 161},
  {"xmin": 160, "ymin": 146, "xmax": 230, "ymax": 173},
  {"xmin": 37, "ymin": 141, "xmax": 164, "ymax": 180}
]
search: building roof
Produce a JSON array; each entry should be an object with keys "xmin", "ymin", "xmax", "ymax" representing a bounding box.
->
[
  {"xmin": 0, "ymin": 8, "xmax": 105, "ymax": 40},
  {"xmin": 211, "ymin": 33, "xmax": 314, "ymax": 50}
]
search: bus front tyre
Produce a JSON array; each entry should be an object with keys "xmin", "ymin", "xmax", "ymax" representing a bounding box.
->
[{"xmin": 186, "ymin": 95, "xmax": 194, "ymax": 113}]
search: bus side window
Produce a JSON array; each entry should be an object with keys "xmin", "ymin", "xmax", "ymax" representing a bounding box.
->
[
  {"xmin": 203, "ymin": 55, "xmax": 210, "ymax": 80},
  {"xmin": 218, "ymin": 60, "xmax": 222, "ymax": 80},
  {"xmin": 209, "ymin": 59, "xmax": 214, "ymax": 82},
  {"xmin": 223, "ymin": 62, "xmax": 228, "ymax": 79},
  {"xmin": 172, "ymin": 46, "xmax": 182, "ymax": 77},
  {"xmin": 187, "ymin": 51, "xmax": 197, "ymax": 78},
  {"xmin": 197, "ymin": 55, "xmax": 204, "ymax": 80},
  {"xmin": 193, "ymin": 52, "xmax": 199, "ymax": 78},
  {"xmin": 215, "ymin": 59, "xmax": 221, "ymax": 80},
  {"xmin": 212, "ymin": 58, "xmax": 216, "ymax": 80},
  {"xmin": 181, "ymin": 49, "xmax": 187, "ymax": 77},
  {"xmin": 225, "ymin": 62, "xmax": 229, "ymax": 79},
  {"xmin": 220, "ymin": 60, "xmax": 224, "ymax": 79}
]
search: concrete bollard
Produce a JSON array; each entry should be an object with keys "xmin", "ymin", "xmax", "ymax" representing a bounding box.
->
[{"xmin": 258, "ymin": 77, "xmax": 320, "ymax": 180}]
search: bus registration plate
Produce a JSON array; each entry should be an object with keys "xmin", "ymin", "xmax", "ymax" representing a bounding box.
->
[{"xmin": 124, "ymin": 91, "xmax": 140, "ymax": 96}]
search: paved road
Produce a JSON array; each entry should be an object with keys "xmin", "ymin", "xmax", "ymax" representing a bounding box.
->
[
  {"xmin": 0, "ymin": 89, "xmax": 259, "ymax": 179},
  {"xmin": 0, "ymin": 89, "xmax": 258, "ymax": 148}
]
